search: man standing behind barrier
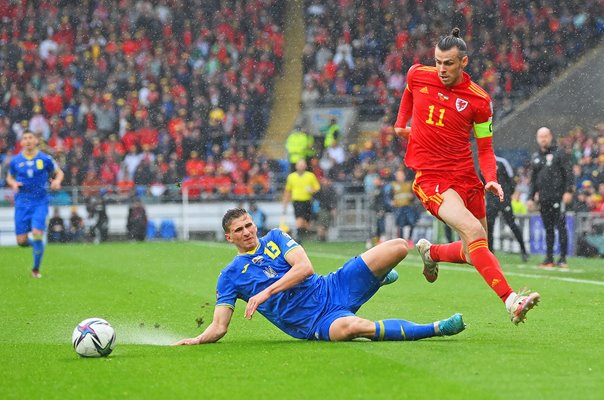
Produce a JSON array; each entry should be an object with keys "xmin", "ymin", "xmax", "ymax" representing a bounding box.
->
[
  {"xmin": 528, "ymin": 127, "xmax": 574, "ymax": 268},
  {"xmin": 486, "ymin": 155, "xmax": 529, "ymax": 262}
]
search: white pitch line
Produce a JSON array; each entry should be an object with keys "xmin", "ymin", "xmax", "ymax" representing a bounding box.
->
[{"xmin": 437, "ymin": 264, "xmax": 604, "ymax": 286}]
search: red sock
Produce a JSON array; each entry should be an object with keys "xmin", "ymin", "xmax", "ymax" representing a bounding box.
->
[
  {"xmin": 468, "ymin": 239, "xmax": 514, "ymax": 302},
  {"xmin": 430, "ymin": 241, "xmax": 467, "ymax": 264}
]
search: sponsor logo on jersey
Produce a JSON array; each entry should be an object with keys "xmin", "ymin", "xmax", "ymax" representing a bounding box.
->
[
  {"xmin": 420, "ymin": 86, "xmax": 429, "ymax": 94},
  {"xmin": 252, "ymin": 255, "xmax": 264, "ymax": 264},
  {"xmin": 437, "ymin": 92, "xmax": 449, "ymax": 101},
  {"xmin": 36, "ymin": 159, "xmax": 44, "ymax": 169},
  {"xmin": 456, "ymin": 98, "xmax": 469, "ymax": 112}
]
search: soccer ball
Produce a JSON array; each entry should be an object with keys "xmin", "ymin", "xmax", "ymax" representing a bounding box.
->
[{"xmin": 72, "ymin": 318, "xmax": 116, "ymax": 357}]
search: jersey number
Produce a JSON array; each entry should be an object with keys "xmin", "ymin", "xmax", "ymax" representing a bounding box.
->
[
  {"xmin": 426, "ymin": 105, "xmax": 445, "ymax": 127},
  {"xmin": 264, "ymin": 241, "xmax": 281, "ymax": 259}
]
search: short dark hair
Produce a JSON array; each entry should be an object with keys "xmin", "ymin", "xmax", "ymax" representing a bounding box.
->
[
  {"xmin": 222, "ymin": 208, "xmax": 248, "ymax": 232},
  {"xmin": 436, "ymin": 27, "xmax": 467, "ymax": 58}
]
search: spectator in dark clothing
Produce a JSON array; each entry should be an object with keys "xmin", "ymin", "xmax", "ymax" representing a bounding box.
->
[
  {"xmin": 126, "ymin": 198, "xmax": 148, "ymax": 241},
  {"xmin": 314, "ymin": 176, "xmax": 338, "ymax": 241},
  {"xmin": 48, "ymin": 207, "xmax": 65, "ymax": 243},
  {"xmin": 68, "ymin": 206, "xmax": 85, "ymax": 243},
  {"xmin": 87, "ymin": 196, "xmax": 109, "ymax": 243}
]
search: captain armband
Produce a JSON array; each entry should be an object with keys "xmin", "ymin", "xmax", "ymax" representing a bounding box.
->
[{"xmin": 473, "ymin": 120, "xmax": 493, "ymax": 139}]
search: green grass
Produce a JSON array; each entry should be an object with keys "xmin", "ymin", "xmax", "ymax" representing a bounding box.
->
[{"xmin": 1, "ymin": 241, "xmax": 603, "ymax": 399}]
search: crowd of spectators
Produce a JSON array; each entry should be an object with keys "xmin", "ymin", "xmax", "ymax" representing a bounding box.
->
[
  {"xmin": 0, "ymin": 0, "xmax": 603, "ymax": 211},
  {"xmin": 0, "ymin": 0, "xmax": 284, "ymax": 202},
  {"xmin": 300, "ymin": 0, "xmax": 604, "ymax": 120}
]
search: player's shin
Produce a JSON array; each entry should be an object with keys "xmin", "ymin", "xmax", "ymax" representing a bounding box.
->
[
  {"xmin": 468, "ymin": 238, "xmax": 514, "ymax": 302},
  {"xmin": 372, "ymin": 319, "xmax": 436, "ymax": 341},
  {"xmin": 32, "ymin": 235, "xmax": 45, "ymax": 271}
]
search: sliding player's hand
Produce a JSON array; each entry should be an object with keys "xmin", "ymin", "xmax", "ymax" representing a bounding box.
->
[
  {"xmin": 172, "ymin": 337, "xmax": 201, "ymax": 346},
  {"xmin": 485, "ymin": 181, "xmax": 504, "ymax": 202},
  {"xmin": 245, "ymin": 290, "xmax": 270, "ymax": 320}
]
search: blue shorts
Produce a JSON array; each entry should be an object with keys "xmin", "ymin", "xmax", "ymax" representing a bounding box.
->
[
  {"xmin": 312, "ymin": 256, "xmax": 382, "ymax": 341},
  {"xmin": 15, "ymin": 204, "xmax": 49, "ymax": 235}
]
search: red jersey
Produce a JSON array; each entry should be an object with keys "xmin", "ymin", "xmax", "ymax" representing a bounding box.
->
[{"xmin": 395, "ymin": 64, "xmax": 494, "ymax": 178}]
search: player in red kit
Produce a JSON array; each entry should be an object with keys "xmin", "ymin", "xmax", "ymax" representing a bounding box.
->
[{"xmin": 394, "ymin": 28, "xmax": 540, "ymax": 325}]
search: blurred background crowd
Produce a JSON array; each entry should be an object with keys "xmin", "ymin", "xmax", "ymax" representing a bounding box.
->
[{"xmin": 0, "ymin": 0, "xmax": 603, "ymax": 215}]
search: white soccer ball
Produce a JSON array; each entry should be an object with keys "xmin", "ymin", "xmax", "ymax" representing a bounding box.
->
[{"xmin": 72, "ymin": 318, "xmax": 116, "ymax": 357}]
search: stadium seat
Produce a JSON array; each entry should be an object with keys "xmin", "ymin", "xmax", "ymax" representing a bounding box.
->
[
  {"xmin": 146, "ymin": 220, "xmax": 157, "ymax": 241},
  {"xmin": 159, "ymin": 219, "xmax": 177, "ymax": 240}
]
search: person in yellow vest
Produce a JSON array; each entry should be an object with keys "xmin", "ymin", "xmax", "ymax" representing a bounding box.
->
[
  {"xmin": 323, "ymin": 117, "xmax": 341, "ymax": 151},
  {"xmin": 283, "ymin": 159, "xmax": 321, "ymax": 243},
  {"xmin": 285, "ymin": 126, "xmax": 314, "ymax": 172}
]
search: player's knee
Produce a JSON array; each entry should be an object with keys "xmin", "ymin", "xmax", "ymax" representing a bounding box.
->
[
  {"xmin": 392, "ymin": 238, "xmax": 409, "ymax": 259},
  {"xmin": 17, "ymin": 239, "xmax": 30, "ymax": 247},
  {"xmin": 463, "ymin": 221, "xmax": 486, "ymax": 241}
]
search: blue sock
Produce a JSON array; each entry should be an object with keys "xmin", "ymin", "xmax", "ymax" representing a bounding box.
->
[
  {"xmin": 373, "ymin": 319, "xmax": 436, "ymax": 341},
  {"xmin": 32, "ymin": 239, "xmax": 44, "ymax": 270}
]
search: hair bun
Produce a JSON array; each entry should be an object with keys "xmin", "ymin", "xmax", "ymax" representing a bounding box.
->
[{"xmin": 451, "ymin": 27, "xmax": 461, "ymax": 37}]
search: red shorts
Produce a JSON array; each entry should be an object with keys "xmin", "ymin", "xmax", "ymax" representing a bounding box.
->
[{"xmin": 412, "ymin": 170, "xmax": 486, "ymax": 221}]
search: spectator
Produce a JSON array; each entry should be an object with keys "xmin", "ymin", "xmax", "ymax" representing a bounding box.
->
[
  {"xmin": 68, "ymin": 206, "xmax": 85, "ymax": 243},
  {"xmin": 390, "ymin": 169, "xmax": 418, "ymax": 245},
  {"xmin": 48, "ymin": 207, "xmax": 66, "ymax": 243},
  {"xmin": 314, "ymin": 176, "xmax": 338, "ymax": 242},
  {"xmin": 248, "ymin": 201, "xmax": 267, "ymax": 237},
  {"xmin": 86, "ymin": 196, "xmax": 109, "ymax": 244},
  {"xmin": 126, "ymin": 198, "xmax": 148, "ymax": 241},
  {"xmin": 285, "ymin": 125, "xmax": 314, "ymax": 172}
]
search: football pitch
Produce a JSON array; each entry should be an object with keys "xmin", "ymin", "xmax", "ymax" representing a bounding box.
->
[{"xmin": 1, "ymin": 241, "xmax": 602, "ymax": 400}]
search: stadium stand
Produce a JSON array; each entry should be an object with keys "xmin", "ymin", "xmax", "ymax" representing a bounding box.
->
[
  {"xmin": 0, "ymin": 0, "xmax": 284, "ymax": 202},
  {"xmin": 301, "ymin": 0, "xmax": 604, "ymax": 121}
]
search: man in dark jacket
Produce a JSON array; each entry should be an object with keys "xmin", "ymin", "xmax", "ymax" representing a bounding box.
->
[
  {"xmin": 486, "ymin": 156, "xmax": 529, "ymax": 262},
  {"xmin": 528, "ymin": 127, "xmax": 574, "ymax": 268},
  {"xmin": 127, "ymin": 198, "xmax": 148, "ymax": 241}
]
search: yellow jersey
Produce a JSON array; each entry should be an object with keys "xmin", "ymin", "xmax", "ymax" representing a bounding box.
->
[{"xmin": 285, "ymin": 171, "xmax": 320, "ymax": 201}]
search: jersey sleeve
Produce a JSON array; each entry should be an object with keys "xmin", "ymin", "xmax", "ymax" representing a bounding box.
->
[
  {"xmin": 394, "ymin": 64, "xmax": 419, "ymax": 129},
  {"xmin": 45, "ymin": 154, "xmax": 59, "ymax": 175},
  {"xmin": 269, "ymin": 229, "xmax": 300, "ymax": 257},
  {"xmin": 215, "ymin": 271, "xmax": 237, "ymax": 310},
  {"xmin": 472, "ymin": 97, "xmax": 493, "ymax": 139}
]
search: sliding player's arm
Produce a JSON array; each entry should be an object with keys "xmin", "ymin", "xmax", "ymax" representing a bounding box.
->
[
  {"xmin": 173, "ymin": 305, "xmax": 234, "ymax": 345},
  {"xmin": 244, "ymin": 246, "xmax": 314, "ymax": 320}
]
